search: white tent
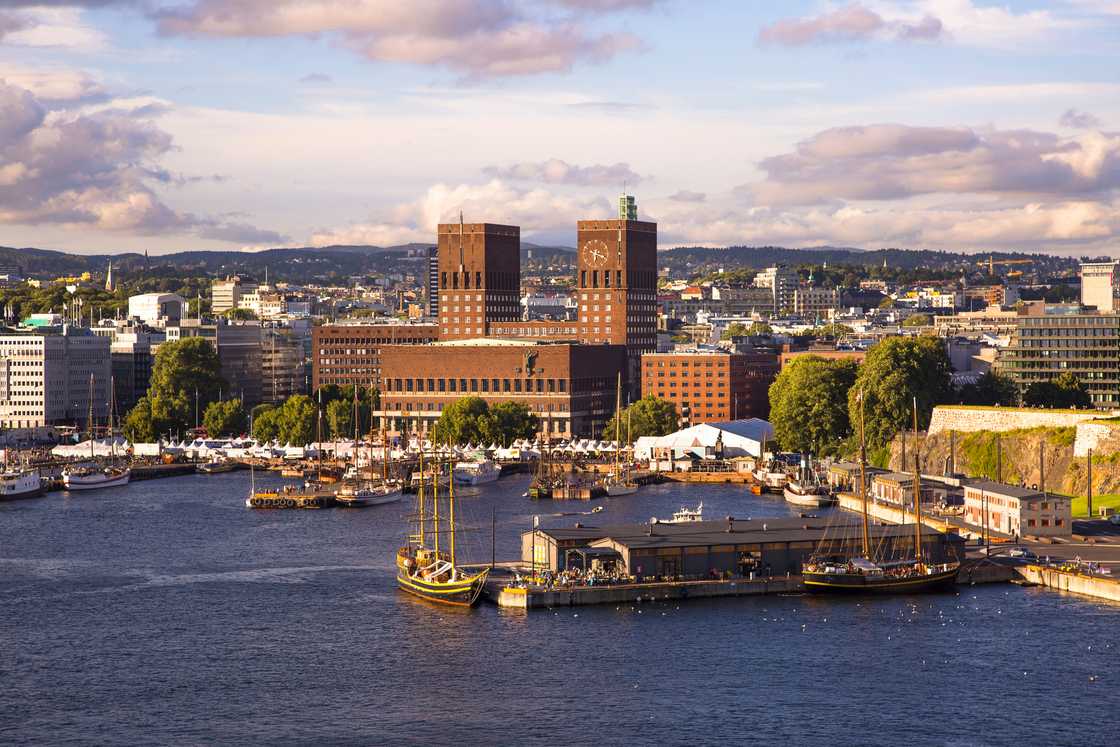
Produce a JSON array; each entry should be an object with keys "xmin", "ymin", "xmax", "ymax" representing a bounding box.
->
[
  {"xmin": 634, "ymin": 419, "xmax": 774, "ymax": 463},
  {"xmin": 52, "ymin": 437, "xmax": 130, "ymax": 458}
]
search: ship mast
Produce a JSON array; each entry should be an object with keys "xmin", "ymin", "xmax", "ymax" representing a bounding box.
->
[
  {"xmin": 316, "ymin": 388, "xmax": 323, "ymax": 484},
  {"xmin": 913, "ymin": 397, "xmax": 923, "ymax": 566},
  {"xmin": 87, "ymin": 372, "xmax": 95, "ymax": 460},
  {"xmin": 416, "ymin": 437, "xmax": 425, "ymax": 546},
  {"xmin": 448, "ymin": 438, "xmax": 456, "ymax": 567},
  {"xmin": 432, "ymin": 442, "xmax": 440, "ymax": 556},
  {"xmin": 858, "ymin": 387, "xmax": 870, "ymax": 559},
  {"xmin": 615, "ymin": 371, "xmax": 622, "ymax": 476}
]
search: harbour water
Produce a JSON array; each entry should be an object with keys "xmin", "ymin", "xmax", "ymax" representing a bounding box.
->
[{"xmin": 2, "ymin": 472, "xmax": 1117, "ymax": 744}]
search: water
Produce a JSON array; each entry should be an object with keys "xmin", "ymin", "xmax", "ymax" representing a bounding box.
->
[{"xmin": 2, "ymin": 473, "xmax": 1117, "ymax": 745}]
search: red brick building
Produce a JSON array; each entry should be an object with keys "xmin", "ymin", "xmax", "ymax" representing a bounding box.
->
[
  {"xmin": 377, "ymin": 339, "xmax": 626, "ymax": 438},
  {"xmin": 312, "ymin": 323, "xmax": 438, "ymax": 389},
  {"xmin": 436, "ymin": 221, "xmax": 520, "ymax": 340},
  {"xmin": 641, "ymin": 349, "xmax": 779, "ymax": 425}
]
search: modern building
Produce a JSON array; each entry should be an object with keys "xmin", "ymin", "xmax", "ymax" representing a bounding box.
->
[
  {"xmin": 261, "ymin": 326, "xmax": 308, "ymax": 404},
  {"xmin": 963, "ymin": 481, "xmax": 1072, "ymax": 538},
  {"xmin": 312, "ymin": 322, "xmax": 439, "ymax": 390},
  {"xmin": 127, "ymin": 293, "xmax": 186, "ymax": 327},
  {"xmin": 165, "ymin": 320, "xmax": 264, "ymax": 405},
  {"xmin": 211, "ymin": 276, "xmax": 257, "ymax": 314},
  {"xmin": 753, "ymin": 266, "xmax": 799, "ymax": 315},
  {"xmin": 962, "ymin": 284, "xmax": 1019, "ymax": 309},
  {"xmin": 436, "ymin": 221, "xmax": 520, "ymax": 340},
  {"xmin": 1080, "ymin": 261, "xmax": 1119, "ymax": 312},
  {"xmin": 997, "ymin": 308, "xmax": 1120, "ymax": 407},
  {"xmin": 0, "ymin": 326, "xmax": 111, "ymax": 428},
  {"xmin": 110, "ymin": 328, "xmax": 161, "ymax": 412},
  {"xmin": 640, "ymin": 349, "xmax": 779, "ymax": 424},
  {"xmin": 426, "ymin": 246, "xmax": 439, "ymax": 318},
  {"xmin": 376, "ymin": 338, "xmax": 627, "ymax": 439}
]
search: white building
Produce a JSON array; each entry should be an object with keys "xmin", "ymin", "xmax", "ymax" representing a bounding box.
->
[
  {"xmin": 0, "ymin": 327, "xmax": 111, "ymax": 428},
  {"xmin": 212, "ymin": 277, "xmax": 257, "ymax": 314},
  {"xmin": 963, "ymin": 481, "xmax": 1072, "ymax": 538},
  {"xmin": 1081, "ymin": 261, "xmax": 1119, "ymax": 312},
  {"xmin": 128, "ymin": 293, "xmax": 186, "ymax": 326},
  {"xmin": 753, "ymin": 266, "xmax": 798, "ymax": 314}
]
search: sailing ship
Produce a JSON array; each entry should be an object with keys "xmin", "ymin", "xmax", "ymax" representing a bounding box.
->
[
  {"xmin": 803, "ymin": 395, "xmax": 960, "ymax": 593},
  {"xmin": 197, "ymin": 458, "xmax": 236, "ymax": 474},
  {"xmin": 396, "ymin": 443, "xmax": 489, "ymax": 606},
  {"xmin": 63, "ymin": 374, "xmax": 130, "ymax": 491},
  {"xmin": 337, "ymin": 401, "xmax": 403, "ymax": 507},
  {"xmin": 604, "ymin": 374, "xmax": 638, "ymax": 496}
]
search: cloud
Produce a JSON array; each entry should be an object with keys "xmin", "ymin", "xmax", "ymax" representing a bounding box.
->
[
  {"xmin": 668, "ymin": 190, "xmax": 705, "ymax": 202},
  {"xmin": 152, "ymin": 0, "xmax": 642, "ymax": 78},
  {"xmin": 0, "ymin": 6, "xmax": 108, "ymax": 51},
  {"xmin": 310, "ymin": 179, "xmax": 610, "ymax": 246},
  {"xmin": 299, "ymin": 72, "xmax": 333, "ymax": 85},
  {"xmin": 197, "ymin": 221, "xmax": 287, "ymax": 244},
  {"xmin": 1061, "ymin": 108, "xmax": 1103, "ymax": 129},
  {"xmin": 483, "ymin": 159, "xmax": 643, "ymax": 186},
  {"xmin": 0, "ymin": 79, "xmax": 279, "ymax": 243},
  {"xmin": 758, "ymin": 4, "xmax": 943, "ymax": 46},
  {"xmin": 0, "ymin": 11, "xmax": 30, "ymax": 38},
  {"xmin": 745, "ymin": 123, "xmax": 1120, "ymax": 205},
  {"xmin": 0, "ymin": 64, "xmax": 111, "ymax": 107},
  {"xmin": 567, "ymin": 99, "xmax": 649, "ymax": 113}
]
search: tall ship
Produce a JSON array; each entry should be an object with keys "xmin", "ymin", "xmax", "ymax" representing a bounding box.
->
[
  {"xmin": 803, "ymin": 395, "xmax": 960, "ymax": 594},
  {"xmin": 603, "ymin": 374, "xmax": 638, "ymax": 497},
  {"xmin": 63, "ymin": 374, "xmax": 130, "ymax": 492},
  {"xmin": 396, "ymin": 447, "xmax": 489, "ymax": 606},
  {"xmin": 337, "ymin": 425, "xmax": 402, "ymax": 508}
]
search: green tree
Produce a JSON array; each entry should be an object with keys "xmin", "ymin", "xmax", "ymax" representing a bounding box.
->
[
  {"xmin": 748, "ymin": 321, "xmax": 773, "ymax": 335},
  {"xmin": 958, "ymin": 370, "xmax": 1019, "ymax": 406},
  {"xmin": 768, "ymin": 356, "xmax": 859, "ymax": 455},
  {"xmin": 326, "ymin": 398, "xmax": 355, "ymax": 439},
  {"xmin": 432, "ymin": 397, "xmax": 492, "ymax": 445},
  {"xmin": 601, "ymin": 395, "xmax": 678, "ymax": 441},
  {"xmin": 902, "ymin": 313, "xmax": 933, "ymax": 327},
  {"xmin": 1023, "ymin": 372, "xmax": 1091, "ymax": 409},
  {"xmin": 848, "ymin": 336, "xmax": 953, "ymax": 448},
  {"xmin": 203, "ymin": 398, "xmax": 247, "ymax": 437},
  {"xmin": 224, "ymin": 308, "xmax": 257, "ymax": 320},
  {"xmin": 811, "ymin": 323, "xmax": 854, "ymax": 339},
  {"xmin": 720, "ymin": 322, "xmax": 749, "ymax": 340},
  {"xmin": 274, "ymin": 395, "xmax": 317, "ymax": 445},
  {"xmin": 122, "ymin": 337, "xmax": 226, "ymax": 441},
  {"xmin": 122, "ymin": 396, "xmax": 158, "ymax": 443},
  {"xmin": 878, "ymin": 297, "xmax": 896, "ymax": 309},
  {"xmin": 251, "ymin": 405, "xmax": 279, "ymax": 442},
  {"xmin": 484, "ymin": 401, "xmax": 539, "ymax": 446}
]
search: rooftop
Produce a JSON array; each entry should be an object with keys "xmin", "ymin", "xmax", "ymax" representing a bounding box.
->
[{"xmin": 964, "ymin": 480, "xmax": 1048, "ymax": 499}]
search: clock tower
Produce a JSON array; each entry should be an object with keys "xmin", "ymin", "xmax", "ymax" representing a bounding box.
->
[{"xmin": 576, "ymin": 195, "xmax": 657, "ymax": 392}]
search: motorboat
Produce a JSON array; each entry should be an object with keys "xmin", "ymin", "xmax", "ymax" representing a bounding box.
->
[
  {"xmin": 783, "ymin": 480, "xmax": 834, "ymax": 508},
  {"xmin": 452, "ymin": 459, "xmax": 500, "ymax": 486},
  {"xmin": 662, "ymin": 502, "xmax": 704, "ymax": 523},
  {"xmin": 336, "ymin": 480, "xmax": 402, "ymax": 507},
  {"xmin": 197, "ymin": 459, "xmax": 236, "ymax": 474},
  {"xmin": 62, "ymin": 465, "xmax": 131, "ymax": 491},
  {"xmin": 0, "ymin": 469, "xmax": 43, "ymax": 501}
]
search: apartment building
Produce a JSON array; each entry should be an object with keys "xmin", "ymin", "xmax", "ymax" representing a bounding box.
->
[{"xmin": 0, "ymin": 327, "xmax": 111, "ymax": 428}]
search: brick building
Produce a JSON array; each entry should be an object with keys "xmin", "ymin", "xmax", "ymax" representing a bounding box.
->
[
  {"xmin": 436, "ymin": 221, "xmax": 520, "ymax": 339},
  {"xmin": 640, "ymin": 349, "xmax": 779, "ymax": 425},
  {"xmin": 377, "ymin": 338, "xmax": 626, "ymax": 439},
  {"xmin": 312, "ymin": 323, "xmax": 438, "ymax": 390}
]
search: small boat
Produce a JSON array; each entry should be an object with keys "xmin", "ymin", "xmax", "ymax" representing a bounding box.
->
[
  {"xmin": 62, "ymin": 465, "xmax": 131, "ymax": 491},
  {"xmin": 0, "ymin": 469, "xmax": 43, "ymax": 501},
  {"xmin": 197, "ymin": 459, "xmax": 236, "ymax": 474},
  {"xmin": 783, "ymin": 481, "xmax": 833, "ymax": 508},
  {"xmin": 280, "ymin": 466, "xmax": 306, "ymax": 478},
  {"xmin": 662, "ymin": 502, "xmax": 704, "ymax": 524},
  {"xmin": 452, "ymin": 459, "xmax": 500, "ymax": 486},
  {"xmin": 753, "ymin": 466, "xmax": 789, "ymax": 492},
  {"xmin": 410, "ymin": 468, "xmax": 448, "ymax": 491},
  {"xmin": 335, "ymin": 480, "xmax": 402, "ymax": 508},
  {"xmin": 604, "ymin": 477, "xmax": 638, "ymax": 496},
  {"xmin": 603, "ymin": 373, "xmax": 638, "ymax": 497}
]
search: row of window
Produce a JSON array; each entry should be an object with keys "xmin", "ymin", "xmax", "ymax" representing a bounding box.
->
[{"xmin": 388, "ymin": 377, "xmax": 569, "ymax": 394}]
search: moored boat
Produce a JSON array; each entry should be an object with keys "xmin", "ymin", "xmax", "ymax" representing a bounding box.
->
[
  {"xmin": 662, "ymin": 502, "xmax": 703, "ymax": 523},
  {"xmin": 783, "ymin": 481, "xmax": 833, "ymax": 508},
  {"xmin": 336, "ymin": 480, "xmax": 402, "ymax": 507},
  {"xmin": 197, "ymin": 459, "xmax": 236, "ymax": 474},
  {"xmin": 63, "ymin": 465, "xmax": 131, "ymax": 491},
  {"xmin": 452, "ymin": 458, "xmax": 500, "ymax": 486},
  {"xmin": 0, "ymin": 469, "xmax": 43, "ymax": 501}
]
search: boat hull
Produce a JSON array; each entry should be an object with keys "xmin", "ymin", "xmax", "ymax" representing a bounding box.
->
[
  {"xmin": 803, "ymin": 566, "xmax": 960, "ymax": 594},
  {"xmin": 395, "ymin": 571, "xmax": 489, "ymax": 607},
  {"xmin": 783, "ymin": 486, "xmax": 833, "ymax": 507},
  {"xmin": 63, "ymin": 470, "xmax": 131, "ymax": 491},
  {"xmin": 0, "ymin": 485, "xmax": 43, "ymax": 501},
  {"xmin": 605, "ymin": 483, "xmax": 638, "ymax": 496}
]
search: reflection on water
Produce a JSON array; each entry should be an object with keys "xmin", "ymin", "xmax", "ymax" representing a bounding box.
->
[{"xmin": 0, "ymin": 472, "xmax": 1117, "ymax": 744}]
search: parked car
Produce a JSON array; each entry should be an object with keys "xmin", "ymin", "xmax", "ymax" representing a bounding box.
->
[{"xmin": 1108, "ymin": 514, "xmax": 1120, "ymax": 526}]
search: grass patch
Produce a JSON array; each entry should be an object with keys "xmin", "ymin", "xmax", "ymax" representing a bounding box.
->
[{"xmin": 1071, "ymin": 493, "xmax": 1120, "ymax": 519}]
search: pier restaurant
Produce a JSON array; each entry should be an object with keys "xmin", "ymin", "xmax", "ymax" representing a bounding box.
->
[{"xmin": 522, "ymin": 517, "xmax": 964, "ymax": 578}]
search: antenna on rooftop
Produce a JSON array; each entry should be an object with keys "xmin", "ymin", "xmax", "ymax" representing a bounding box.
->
[{"xmin": 458, "ymin": 209, "xmax": 465, "ymax": 273}]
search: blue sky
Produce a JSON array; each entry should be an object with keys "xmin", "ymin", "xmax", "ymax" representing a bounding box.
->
[{"xmin": 1, "ymin": 0, "xmax": 1118, "ymax": 255}]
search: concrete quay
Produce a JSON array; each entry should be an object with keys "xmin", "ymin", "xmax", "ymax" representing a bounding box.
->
[{"xmin": 1017, "ymin": 564, "xmax": 1120, "ymax": 603}]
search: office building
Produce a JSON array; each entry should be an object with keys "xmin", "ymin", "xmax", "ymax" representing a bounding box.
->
[
  {"xmin": 312, "ymin": 323, "xmax": 439, "ymax": 390},
  {"xmin": 427, "ymin": 247, "xmax": 439, "ymax": 318},
  {"xmin": 376, "ymin": 338, "xmax": 627, "ymax": 439},
  {"xmin": 792, "ymin": 287, "xmax": 839, "ymax": 319},
  {"xmin": 640, "ymin": 349, "xmax": 779, "ymax": 425},
  {"xmin": 211, "ymin": 276, "xmax": 257, "ymax": 314},
  {"xmin": 127, "ymin": 293, "xmax": 186, "ymax": 327},
  {"xmin": 0, "ymin": 326, "xmax": 111, "ymax": 428},
  {"xmin": 436, "ymin": 221, "xmax": 520, "ymax": 340},
  {"xmin": 110, "ymin": 329, "xmax": 161, "ymax": 412},
  {"xmin": 1081, "ymin": 261, "xmax": 1119, "ymax": 312},
  {"xmin": 261, "ymin": 327, "xmax": 308, "ymax": 404},
  {"xmin": 753, "ymin": 266, "xmax": 799, "ymax": 315},
  {"xmin": 997, "ymin": 309, "xmax": 1120, "ymax": 407},
  {"xmin": 166, "ymin": 320, "xmax": 264, "ymax": 405}
]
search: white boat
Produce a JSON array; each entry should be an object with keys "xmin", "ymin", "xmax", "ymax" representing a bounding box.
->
[
  {"xmin": 336, "ymin": 481, "xmax": 402, "ymax": 507},
  {"xmin": 452, "ymin": 459, "xmax": 500, "ymax": 486},
  {"xmin": 662, "ymin": 502, "xmax": 704, "ymax": 523},
  {"xmin": 604, "ymin": 476, "xmax": 638, "ymax": 496},
  {"xmin": 783, "ymin": 481, "xmax": 833, "ymax": 507},
  {"xmin": 411, "ymin": 468, "xmax": 449, "ymax": 491},
  {"xmin": 0, "ymin": 469, "xmax": 43, "ymax": 501},
  {"xmin": 63, "ymin": 465, "xmax": 131, "ymax": 491}
]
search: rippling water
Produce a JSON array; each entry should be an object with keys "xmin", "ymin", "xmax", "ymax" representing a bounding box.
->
[{"xmin": 1, "ymin": 472, "xmax": 1117, "ymax": 745}]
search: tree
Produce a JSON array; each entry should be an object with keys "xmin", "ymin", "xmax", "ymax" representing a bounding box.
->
[
  {"xmin": 122, "ymin": 337, "xmax": 226, "ymax": 441},
  {"xmin": 902, "ymin": 313, "xmax": 933, "ymax": 327},
  {"xmin": 811, "ymin": 323, "xmax": 854, "ymax": 339},
  {"xmin": 768, "ymin": 356, "xmax": 859, "ymax": 455},
  {"xmin": 485, "ymin": 401, "xmax": 539, "ymax": 446},
  {"xmin": 601, "ymin": 396, "xmax": 678, "ymax": 441},
  {"xmin": 748, "ymin": 321, "xmax": 773, "ymax": 336},
  {"xmin": 958, "ymin": 370, "xmax": 1019, "ymax": 406},
  {"xmin": 878, "ymin": 297, "xmax": 896, "ymax": 309},
  {"xmin": 274, "ymin": 395, "xmax": 317, "ymax": 445},
  {"xmin": 203, "ymin": 398, "xmax": 247, "ymax": 437},
  {"xmin": 720, "ymin": 322, "xmax": 749, "ymax": 340},
  {"xmin": 326, "ymin": 398, "xmax": 355, "ymax": 439},
  {"xmin": 1023, "ymin": 372, "xmax": 1091, "ymax": 409},
  {"xmin": 432, "ymin": 397, "xmax": 492, "ymax": 445},
  {"xmin": 224, "ymin": 308, "xmax": 257, "ymax": 320},
  {"xmin": 849, "ymin": 336, "xmax": 953, "ymax": 448},
  {"xmin": 251, "ymin": 405, "xmax": 279, "ymax": 442}
]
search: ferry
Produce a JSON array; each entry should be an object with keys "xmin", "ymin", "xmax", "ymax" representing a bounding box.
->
[
  {"xmin": 0, "ymin": 469, "xmax": 43, "ymax": 501},
  {"xmin": 452, "ymin": 459, "xmax": 500, "ymax": 486}
]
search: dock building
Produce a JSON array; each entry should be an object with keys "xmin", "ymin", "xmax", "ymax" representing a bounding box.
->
[{"xmin": 962, "ymin": 481, "xmax": 1072, "ymax": 538}]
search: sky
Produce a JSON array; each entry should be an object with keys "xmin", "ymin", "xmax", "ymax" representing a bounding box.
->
[{"xmin": 0, "ymin": 0, "xmax": 1118, "ymax": 256}]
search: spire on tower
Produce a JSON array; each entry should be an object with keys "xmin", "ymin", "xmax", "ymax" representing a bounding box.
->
[{"xmin": 104, "ymin": 259, "xmax": 115, "ymax": 292}]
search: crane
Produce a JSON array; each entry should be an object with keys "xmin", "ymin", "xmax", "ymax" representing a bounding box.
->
[{"xmin": 978, "ymin": 256, "xmax": 1033, "ymax": 275}]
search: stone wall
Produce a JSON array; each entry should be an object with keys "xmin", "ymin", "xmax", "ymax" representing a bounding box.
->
[
  {"xmin": 928, "ymin": 406, "xmax": 1113, "ymax": 436},
  {"xmin": 1073, "ymin": 421, "xmax": 1120, "ymax": 457}
]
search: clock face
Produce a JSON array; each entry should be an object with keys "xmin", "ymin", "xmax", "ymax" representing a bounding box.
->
[{"xmin": 581, "ymin": 239, "xmax": 609, "ymax": 269}]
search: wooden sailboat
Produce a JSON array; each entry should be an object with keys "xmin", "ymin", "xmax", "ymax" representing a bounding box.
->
[
  {"xmin": 62, "ymin": 373, "xmax": 130, "ymax": 491},
  {"xmin": 396, "ymin": 440, "xmax": 489, "ymax": 606},
  {"xmin": 802, "ymin": 394, "xmax": 960, "ymax": 593}
]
